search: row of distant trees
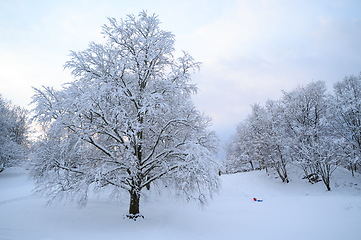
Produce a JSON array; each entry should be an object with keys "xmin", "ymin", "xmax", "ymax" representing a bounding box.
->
[{"xmin": 225, "ymin": 74, "xmax": 361, "ymax": 191}]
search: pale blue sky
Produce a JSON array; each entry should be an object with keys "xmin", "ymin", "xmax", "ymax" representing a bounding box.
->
[{"xmin": 1, "ymin": 0, "xmax": 361, "ymax": 142}]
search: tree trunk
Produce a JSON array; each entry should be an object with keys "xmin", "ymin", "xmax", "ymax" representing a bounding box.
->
[
  {"xmin": 276, "ymin": 166, "xmax": 289, "ymax": 183},
  {"xmin": 0, "ymin": 162, "xmax": 5, "ymax": 173},
  {"xmin": 126, "ymin": 190, "xmax": 143, "ymax": 220},
  {"xmin": 275, "ymin": 152, "xmax": 289, "ymax": 183},
  {"xmin": 249, "ymin": 160, "xmax": 254, "ymax": 170},
  {"xmin": 350, "ymin": 163, "xmax": 356, "ymax": 177},
  {"xmin": 317, "ymin": 162, "xmax": 333, "ymax": 191},
  {"xmin": 322, "ymin": 176, "xmax": 331, "ymax": 191}
]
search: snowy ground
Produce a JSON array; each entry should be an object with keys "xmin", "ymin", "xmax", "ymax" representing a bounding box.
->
[{"xmin": 1, "ymin": 167, "xmax": 361, "ymax": 240}]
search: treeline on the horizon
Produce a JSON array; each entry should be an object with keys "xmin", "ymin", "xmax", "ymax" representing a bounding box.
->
[
  {"xmin": 225, "ymin": 73, "xmax": 361, "ymax": 191},
  {"xmin": 1, "ymin": 73, "xmax": 361, "ymax": 192}
]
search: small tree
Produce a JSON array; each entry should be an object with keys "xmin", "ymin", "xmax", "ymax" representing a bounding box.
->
[
  {"xmin": 296, "ymin": 134, "xmax": 340, "ymax": 191},
  {"xmin": 225, "ymin": 122, "xmax": 257, "ymax": 172},
  {"xmin": 0, "ymin": 94, "xmax": 29, "ymax": 172},
  {"xmin": 30, "ymin": 12, "xmax": 220, "ymax": 219}
]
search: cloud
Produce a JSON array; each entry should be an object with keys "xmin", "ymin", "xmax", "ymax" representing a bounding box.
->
[
  {"xmin": 185, "ymin": 0, "xmax": 361, "ymax": 140},
  {"xmin": 0, "ymin": 0, "xmax": 360, "ymax": 144}
]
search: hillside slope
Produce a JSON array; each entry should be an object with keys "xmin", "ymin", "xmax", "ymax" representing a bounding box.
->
[{"xmin": 0, "ymin": 167, "xmax": 360, "ymax": 240}]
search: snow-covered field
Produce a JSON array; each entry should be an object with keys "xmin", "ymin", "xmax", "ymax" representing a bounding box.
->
[{"xmin": 1, "ymin": 167, "xmax": 360, "ymax": 240}]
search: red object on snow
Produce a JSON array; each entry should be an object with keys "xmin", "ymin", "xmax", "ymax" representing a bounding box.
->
[{"xmin": 253, "ymin": 198, "xmax": 257, "ymax": 201}]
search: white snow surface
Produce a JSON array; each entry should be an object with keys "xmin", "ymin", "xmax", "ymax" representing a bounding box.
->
[{"xmin": 1, "ymin": 167, "xmax": 360, "ymax": 240}]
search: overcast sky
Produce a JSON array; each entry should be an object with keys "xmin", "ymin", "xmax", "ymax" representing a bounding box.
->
[{"xmin": 1, "ymin": 0, "xmax": 361, "ymax": 143}]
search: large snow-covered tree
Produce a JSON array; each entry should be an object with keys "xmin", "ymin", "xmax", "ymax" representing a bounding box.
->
[
  {"xmin": 30, "ymin": 12, "xmax": 220, "ymax": 219},
  {"xmin": 263, "ymin": 100, "xmax": 290, "ymax": 183},
  {"xmin": 227, "ymin": 81, "xmax": 341, "ymax": 190},
  {"xmin": 281, "ymin": 81, "xmax": 328, "ymax": 181},
  {"xmin": 329, "ymin": 73, "xmax": 361, "ymax": 176},
  {"xmin": 281, "ymin": 81, "xmax": 341, "ymax": 190},
  {"xmin": 226, "ymin": 101, "xmax": 290, "ymax": 182},
  {"xmin": 0, "ymin": 94, "xmax": 29, "ymax": 172}
]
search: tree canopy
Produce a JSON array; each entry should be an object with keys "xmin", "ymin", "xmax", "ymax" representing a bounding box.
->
[
  {"xmin": 30, "ymin": 11, "xmax": 220, "ymax": 219},
  {"xmin": 226, "ymin": 75, "xmax": 361, "ymax": 191}
]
